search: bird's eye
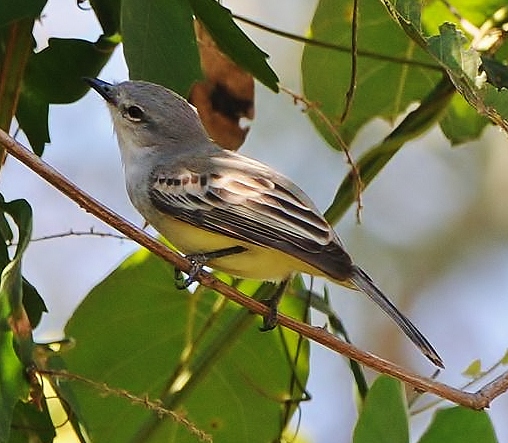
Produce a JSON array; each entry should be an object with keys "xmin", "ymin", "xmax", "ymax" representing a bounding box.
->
[{"xmin": 125, "ymin": 105, "xmax": 144, "ymax": 121}]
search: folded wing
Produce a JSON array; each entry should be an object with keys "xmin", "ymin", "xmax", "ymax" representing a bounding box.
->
[{"xmin": 149, "ymin": 153, "xmax": 354, "ymax": 281}]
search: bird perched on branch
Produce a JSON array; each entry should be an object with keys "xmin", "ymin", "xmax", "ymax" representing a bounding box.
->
[{"xmin": 85, "ymin": 77, "xmax": 443, "ymax": 368}]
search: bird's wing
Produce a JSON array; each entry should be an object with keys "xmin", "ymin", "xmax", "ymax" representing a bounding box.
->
[
  {"xmin": 148, "ymin": 153, "xmax": 353, "ymax": 280},
  {"xmin": 149, "ymin": 153, "xmax": 446, "ymax": 368}
]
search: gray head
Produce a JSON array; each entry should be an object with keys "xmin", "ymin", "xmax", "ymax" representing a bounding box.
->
[{"xmin": 85, "ymin": 78, "xmax": 210, "ymax": 149}]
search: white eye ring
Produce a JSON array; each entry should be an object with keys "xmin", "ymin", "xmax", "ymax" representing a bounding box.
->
[{"xmin": 125, "ymin": 105, "xmax": 144, "ymax": 121}]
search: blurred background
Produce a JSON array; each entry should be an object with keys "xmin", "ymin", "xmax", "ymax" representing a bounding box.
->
[{"xmin": 3, "ymin": 0, "xmax": 508, "ymax": 441}]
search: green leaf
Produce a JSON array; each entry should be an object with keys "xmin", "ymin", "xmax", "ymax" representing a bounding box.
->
[
  {"xmin": 384, "ymin": 2, "xmax": 508, "ymax": 140},
  {"xmin": 0, "ymin": 197, "xmax": 12, "ymax": 269},
  {"xmin": 422, "ymin": 0, "xmax": 508, "ymax": 34},
  {"xmin": 121, "ymin": 0, "xmax": 202, "ymax": 96},
  {"xmin": 0, "ymin": 199, "xmax": 33, "ymax": 314},
  {"xmin": 325, "ymin": 76, "xmax": 455, "ymax": 224},
  {"xmin": 189, "ymin": 0, "xmax": 279, "ymax": 92},
  {"xmin": 0, "ymin": 330, "xmax": 27, "ymax": 443},
  {"xmin": 439, "ymin": 93, "xmax": 489, "ymax": 145},
  {"xmin": 480, "ymin": 56, "xmax": 508, "ymax": 90},
  {"xmin": 353, "ymin": 375, "xmax": 408, "ymax": 443},
  {"xmin": 0, "ymin": 199, "xmax": 34, "ymax": 367},
  {"xmin": 45, "ymin": 354, "xmax": 90, "ymax": 443},
  {"xmin": 0, "ymin": 203, "xmax": 47, "ymax": 329},
  {"xmin": 501, "ymin": 349, "xmax": 508, "ymax": 365},
  {"xmin": 0, "ymin": 207, "xmax": 13, "ymax": 246},
  {"xmin": 58, "ymin": 248, "xmax": 309, "ymax": 442},
  {"xmin": 462, "ymin": 359, "xmax": 483, "ymax": 378},
  {"xmin": 0, "ymin": 199, "xmax": 34, "ymax": 443},
  {"xmin": 427, "ymin": 24, "xmax": 479, "ymax": 77},
  {"xmin": 21, "ymin": 278, "xmax": 47, "ymax": 329},
  {"xmin": 302, "ymin": 0, "xmax": 441, "ymax": 147},
  {"xmin": 427, "ymin": 22, "xmax": 508, "ymax": 135},
  {"xmin": 90, "ymin": 0, "xmax": 122, "ymax": 37},
  {"xmin": 298, "ymin": 286, "xmax": 368, "ymax": 400},
  {"xmin": 15, "ymin": 97, "xmax": 49, "ymax": 156},
  {"xmin": 418, "ymin": 407, "xmax": 498, "ymax": 443},
  {"xmin": 8, "ymin": 398, "xmax": 56, "ymax": 443},
  {"xmin": 17, "ymin": 36, "xmax": 117, "ymax": 155},
  {"xmin": 0, "ymin": 0, "xmax": 45, "ymax": 27},
  {"xmin": 22, "ymin": 36, "xmax": 117, "ymax": 104}
]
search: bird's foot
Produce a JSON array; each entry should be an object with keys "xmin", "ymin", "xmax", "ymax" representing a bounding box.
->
[
  {"xmin": 259, "ymin": 279, "xmax": 290, "ymax": 331},
  {"xmin": 174, "ymin": 245, "xmax": 248, "ymax": 289}
]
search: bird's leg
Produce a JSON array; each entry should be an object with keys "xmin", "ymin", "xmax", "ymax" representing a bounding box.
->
[
  {"xmin": 259, "ymin": 278, "xmax": 290, "ymax": 331},
  {"xmin": 174, "ymin": 245, "xmax": 248, "ymax": 289}
]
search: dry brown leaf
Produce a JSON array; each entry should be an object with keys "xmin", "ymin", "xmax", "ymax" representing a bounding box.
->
[{"xmin": 189, "ymin": 20, "xmax": 254, "ymax": 151}]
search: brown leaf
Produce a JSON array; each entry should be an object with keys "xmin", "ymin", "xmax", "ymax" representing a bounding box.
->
[
  {"xmin": 8, "ymin": 306, "xmax": 33, "ymax": 341},
  {"xmin": 189, "ymin": 20, "xmax": 254, "ymax": 151}
]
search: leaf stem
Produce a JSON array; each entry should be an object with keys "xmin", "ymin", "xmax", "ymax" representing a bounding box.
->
[{"xmin": 233, "ymin": 14, "xmax": 443, "ymax": 71}]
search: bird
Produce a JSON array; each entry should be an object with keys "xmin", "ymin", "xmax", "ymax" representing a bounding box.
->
[{"xmin": 85, "ymin": 77, "xmax": 443, "ymax": 368}]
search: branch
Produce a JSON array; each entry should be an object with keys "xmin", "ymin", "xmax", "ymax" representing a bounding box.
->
[
  {"xmin": 37, "ymin": 369, "xmax": 212, "ymax": 443},
  {"xmin": 280, "ymin": 86, "xmax": 364, "ymax": 222},
  {"xmin": 2, "ymin": 128, "xmax": 508, "ymax": 409},
  {"xmin": 339, "ymin": 0, "xmax": 359, "ymax": 125},
  {"xmin": 28, "ymin": 228, "xmax": 129, "ymax": 243}
]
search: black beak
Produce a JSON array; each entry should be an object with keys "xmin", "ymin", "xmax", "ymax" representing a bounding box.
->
[{"xmin": 84, "ymin": 77, "xmax": 116, "ymax": 104}]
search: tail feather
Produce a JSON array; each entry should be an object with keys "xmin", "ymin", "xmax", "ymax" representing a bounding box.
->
[{"xmin": 349, "ymin": 265, "xmax": 444, "ymax": 368}]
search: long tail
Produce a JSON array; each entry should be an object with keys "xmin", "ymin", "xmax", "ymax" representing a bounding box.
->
[{"xmin": 349, "ymin": 265, "xmax": 444, "ymax": 368}]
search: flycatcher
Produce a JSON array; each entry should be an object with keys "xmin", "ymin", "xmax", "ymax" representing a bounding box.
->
[{"xmin": 85, "ymin": 78, "xmax": 443, "ymax": 368}]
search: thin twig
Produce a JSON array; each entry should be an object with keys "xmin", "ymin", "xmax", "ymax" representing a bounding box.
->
[
  {"xmin": 340, "ymin": 0, "xmax": 358, "ymax": 124},
  {"xmin": 411, "ymin": 354, "xmax": 508, "ymax": 414},
  {"xmin": 2, "ymin": 129, "xmax": 508, "ymax": 409},
  {"xmin": 280, "ymin": 86, "xmax": 364, "ymax": 222},
  {"xmin": 28, "ymin": 228, "xmax": 129, "ymax": 243},
  {"xmin": 38, "ymin": 369, "xmax": 212, "ymax": 443}
]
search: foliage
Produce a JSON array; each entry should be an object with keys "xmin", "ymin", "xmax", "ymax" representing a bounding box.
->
[
  {"xmin": 0, "ymin": 196, "xmax": 48, "ymax": 443},
  {"xmin": 52, "ymin": 251, "xmax": 309, "ymax": 443},
  {"xmin": 352, "ymin": 376, "xmax": 497, "ymax": 443},
  {"xmin": 1, "ymin": 0, "xmax": 507, "ymax": 441}
]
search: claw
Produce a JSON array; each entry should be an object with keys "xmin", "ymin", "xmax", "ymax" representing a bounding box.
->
[
  {"xmin": 259, "ymin": 297, "xmax": 279, "ymax": 331},
  {"xmin": 258, "ymin": 279, "xmax": 290, "ymax": 332},
  {"xmin": 173, "ymin": 246, "xmax": 248, "ymax": 289}
]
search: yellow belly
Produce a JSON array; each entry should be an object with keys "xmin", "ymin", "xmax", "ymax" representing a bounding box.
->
[{"xmin": 151, "ymin": 216, "xmax": 327, "ymax": 281}]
